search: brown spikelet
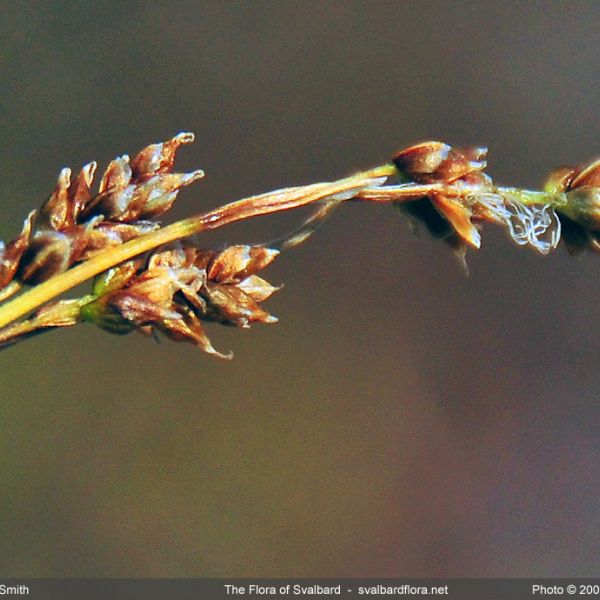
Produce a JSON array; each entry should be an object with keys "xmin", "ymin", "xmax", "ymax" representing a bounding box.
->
[
  {"xmin": 387, "ymin": 141, "xmax": 566, "ymax": 257},
  {"xmin": 82, "ymin": 133, "xmax": 203, "ymax": 221},
  {"xmin": 0, "ymin": 133, "xmax": 203, "ymax": 289},
  {"xmin": 80, "ymin": 243, "xmax": 280, "ymax": 358},
  {"xmin": 392, "ymin": 142, "xmax": 491, "ymax": 253}
]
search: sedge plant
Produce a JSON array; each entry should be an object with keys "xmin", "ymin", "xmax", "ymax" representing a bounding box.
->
[{"xmin": 0, "ymin": 133, "xmax": 598, "ymax": 357}]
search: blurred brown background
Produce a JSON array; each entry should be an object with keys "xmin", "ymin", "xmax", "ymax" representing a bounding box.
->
[{"xmin": 1, "ymin": 1, "xmax": 599, "ymax": 577}]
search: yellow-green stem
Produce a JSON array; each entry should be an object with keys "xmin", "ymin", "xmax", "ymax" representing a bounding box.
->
[{"xmin": 496, "ymin": 186, "xmax": 566, "ymax": 207}]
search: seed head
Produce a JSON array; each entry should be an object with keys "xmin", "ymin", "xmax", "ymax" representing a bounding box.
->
[
  {"xmin": 81, "ymin": 243, "xmax": 280, "ymax": 358},
  {"xmin": 0, "ymin": 133, "xmax": 204, "ymax": 289},
  {"xmin": 392, "ymin": 142, "xmax": 492, "ymax": 253}
]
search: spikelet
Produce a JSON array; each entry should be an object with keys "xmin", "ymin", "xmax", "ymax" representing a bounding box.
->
[
  {"xmin": 0, "ymin": 133, "xmax": 203, "ymax": 287},
  {"xmin": 392, "ymin": 142, "xmax": 492, "ymax": 254},
  {"xmin": 80, "ymin": 243, "xmax": 280, "ymax": 358},
  {"xmin": 391, "ymin": 141, "xmax": 562, "ymax": 258}
]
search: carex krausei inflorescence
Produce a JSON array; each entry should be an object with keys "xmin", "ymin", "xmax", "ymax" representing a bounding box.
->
[{"xmin": 0, "ymin": 134, "xmax": 598, "ymax": 357}]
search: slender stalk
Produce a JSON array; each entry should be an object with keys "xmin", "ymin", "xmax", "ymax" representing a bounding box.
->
[
  {"xmin": 0, "ymin": 165, "xmax": 397, "ymax": 330},
  {"xmin": 496, "ymin": 187, "xmax": 566, "ymax": 207},
  {"xmin": 0, "ymin": 295, "xmax": 94, "ymax": 348},
  {"xmin": 355, "ymin": 182, "xmax": 446, "ymax": 201}
]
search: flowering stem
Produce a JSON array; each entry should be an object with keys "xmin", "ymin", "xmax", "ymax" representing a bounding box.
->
[{"xmin": 0, "ymin": 164, "xmax": 397, "ymax": 330}]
